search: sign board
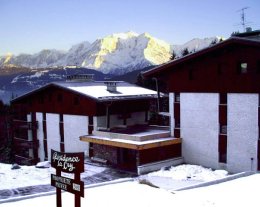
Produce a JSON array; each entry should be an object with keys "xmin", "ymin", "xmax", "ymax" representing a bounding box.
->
[
  {"xmin": 51, "ymin": 150, "xmax": 84, "ymax": 173},
  {"xmin": 51, "ymin": 174, "xmax": 84, "ymax": 197},
  {"xmin": 51, "ymin": 149, "xmax": 84, "ymax": 207}
]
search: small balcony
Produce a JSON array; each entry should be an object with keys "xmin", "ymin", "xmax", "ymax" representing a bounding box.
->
[
  {"xmin": 13, "ymin": 119, "xmax": 38, "ymax": 130},
  {"xmin": 94, "ymin": 125, "xmax": 170, "ymax": 141},
  {"xmin": 13, "ymin": 137, "xmax": 39, "ymax": 149},
  {"xmin": 80, "ymin": 125, "xmax": 181, "ymax": 151}
]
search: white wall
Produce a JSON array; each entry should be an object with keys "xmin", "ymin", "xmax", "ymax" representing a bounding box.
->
[
  {"xmin": 64, "ymin": 115, "xmax": 89, "ymax": 155},
  {"xmin": 227, "ymin": 93, "xmax": 258, "ymax": 173},
  {"xmin": 46, "ymin": 113, "xmax": 60, "ymax": 160},
  {"xmin": 181, "ymin": 93, "xmax": 219, "ymax": 169},
  {"xmin": 169, "ymin": 93, "xmax": 174, "ymax": 137},
  {"xmin": 36, "ymin": 113, "xmax": 45, "ymax": 161}
]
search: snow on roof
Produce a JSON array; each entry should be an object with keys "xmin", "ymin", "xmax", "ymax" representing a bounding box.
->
[{"xmin": 55, "ymin": 81, "xmax": 158, "ymax": 100}]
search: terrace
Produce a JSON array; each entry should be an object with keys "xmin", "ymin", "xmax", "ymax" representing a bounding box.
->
[{"xmin": 80, "ymin": 124, "xmax": 181, "ymax": 151}]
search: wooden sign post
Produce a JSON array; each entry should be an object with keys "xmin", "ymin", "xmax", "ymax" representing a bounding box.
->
[{"xmin": 51, "ymin": 149, "xmax": 84, "ymax": 207}]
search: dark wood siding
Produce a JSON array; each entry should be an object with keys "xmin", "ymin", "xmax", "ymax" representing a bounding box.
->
[
  {"xmin": 12, "ymin": 85, "xmax": 153, "ymax": 117},
  {"xmin": 156, "ymin": 44, "xmax": 260, "ymax": 93},
  {"xmin": 139, "ymin": 143, "xmax": 181, "ymax": 165},
  {"xmin": 12, "ymin": 86, "xmax": 98, "ymax": 116}
]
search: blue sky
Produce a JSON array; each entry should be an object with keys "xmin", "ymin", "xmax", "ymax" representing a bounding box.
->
[{"xmin": 1, "ymin": 0, "xmax": 260, "ymax": 56}]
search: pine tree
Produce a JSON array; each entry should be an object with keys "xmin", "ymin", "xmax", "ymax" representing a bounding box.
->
[
  {"xmin": 170, "ymin": 50, "xmax": 177, "ymax": 60},
  {"xmin": 181, "ymin": 48, "xmax": 190, "ymax": 57}
]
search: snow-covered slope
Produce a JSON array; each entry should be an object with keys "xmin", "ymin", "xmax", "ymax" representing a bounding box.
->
[
  {"xmin": 0, "ymin": 32, "xmax": 221, "ymax": 75},
  {"xmin": 172, "ymin": 37, "xmax": 222, "ymax": 56},
  {"xmin": 56, "ymin": 41, "xmax": 91, "ymax": 66}
]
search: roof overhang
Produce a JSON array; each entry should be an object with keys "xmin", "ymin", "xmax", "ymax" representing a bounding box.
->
[
  {"xmin": 143, "ymin": 37, "xmax": 260, "ymax": 78},
  {"xmin": 11, "ymin": 81, "xmax": 161, "ymax": 104},
  {"xmin": 80, "ymin": 135, "xmax": 181, "ymax": 150}
]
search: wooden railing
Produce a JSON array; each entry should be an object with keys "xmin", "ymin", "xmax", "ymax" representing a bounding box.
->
[
  {"xmin": 13, "ymin": 137, "xmax": 39, "ymax": 149},
  {"xmin": 15, "ymin": 155, "xmax": 39, "ymax": 165},
  {"xmin": 13, "ymin": 119, "xmax": 38, "ymax": 130}
]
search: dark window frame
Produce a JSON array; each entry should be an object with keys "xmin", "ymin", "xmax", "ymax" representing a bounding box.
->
[
  {"xmin": 175, "ymin": 93, "xmax": 180, "ymax": 103},
  {"xmin": 237, "ymin": 61, "xmax": 248, "ymax": 74},
  {"xmin": 219, "ymin": 93, "xmax": 227, "ymax": 105},
  {"xmin": 220, "ymin": 124, "xmax": 227, "ymax": 135}
]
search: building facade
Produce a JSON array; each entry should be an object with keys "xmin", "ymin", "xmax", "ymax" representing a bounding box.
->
[
  {"xmin": 12, "ymin": 79, "xmax": 182, "ymax": 173},
  {"xmin": 144, "ymin": 37, "xmax": 260, "ymax": 173}
]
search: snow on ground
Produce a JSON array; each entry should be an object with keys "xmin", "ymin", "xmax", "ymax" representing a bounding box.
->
[
  {"xmin": 0, "ymin": 162, "xmax": 228, "ymax": 192},
  {"xmin": 140, "ymin": 164, "xmax": 229, "ymax": 190},
  {"xmin": 0, "ymin": 162, "xmax": 107, "ymax": 190},
  {"xmin": 2, "ymin": 174, "xmax": 260, "ymax": 207},
  {"xmin": 148, "ymin": 164, "xmax": 228, "ymax": 181}
]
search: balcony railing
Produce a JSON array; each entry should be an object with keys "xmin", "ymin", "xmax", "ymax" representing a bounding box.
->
[
  {"xmin": 15, "ymin": 155, "xmax": 39, "ymax": 165},
  {"xmin": 13, "ymin": 119, "xmax": 38, "ymax": 130},
  {"xmin": 14, "ymin": 137, "xmax": 39, "ymax": 149}
]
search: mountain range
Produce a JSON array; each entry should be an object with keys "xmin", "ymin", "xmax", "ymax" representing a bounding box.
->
[
  {"xmin": 0, "ymin": 32, "xmax": 220, "ymax": 75},
  {"xmin": 0, "ymin": 32, "xmax": 222, "ymax": 103}
]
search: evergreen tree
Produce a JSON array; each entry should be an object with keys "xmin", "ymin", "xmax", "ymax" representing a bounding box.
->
[
  {"xmin": 170, "ymin": 50, "xmax": 177, "ymax": 60},
  {"xmin": 210, "ymin": 39, "xmax": 218, "ymax": 46},
  {"xmin": 181, "ymin": 48, "xmax": 190, "ymax": 57},
  {"xmin": 231, "ymin": 31, "xmax": 240, "ymax": 36}
]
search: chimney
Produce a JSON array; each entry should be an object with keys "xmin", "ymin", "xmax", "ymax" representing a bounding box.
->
[
  {"xmin": 246, "ymin": 27, "xmax": 252, "ymax": 32},
  {"xmin": 104, "ymin": 81, "xmax": 117, "ymax": 93}
]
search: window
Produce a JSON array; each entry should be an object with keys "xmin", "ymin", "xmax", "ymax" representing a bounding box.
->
[
  {"xmin": 89, "ymin": 116, "xmax": 93, "ymax": 125},
  {"xmin": 43, "ymin": 113, "xmax": 46, "ymax": 121},
  {"xmin": 220, "ymin": 125, "xmax": 227, "ymax": 135},
  {"xmin": 175, "ymin": 93, "xmax": 180, "ymax": 103},
  {"xmin": 219, "ymin": 93, "xmax": 227, "ymax": 105},
  {"xmin": 259, "ymin": 126, "xmax": 260, "ymax": 140},
  {"xmin": 59, "ymin": 114, "xmax": 63, "ymax": 122},
  {"xmin": 59, "ymin": 114, "xmax": 64, "ymax": 143},
  {"xmin": 175, "ymin": 119, "xmax": 180, "ymax": 128},
  {"xmin": 237, "ymin": 62, "xmax": 248, "ymax": 74},
  {"xmin": 219, "ymin": 135, "xmax": 227, "ymax": 163}
]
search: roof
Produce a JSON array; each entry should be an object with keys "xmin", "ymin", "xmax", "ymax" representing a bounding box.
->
[
  {"xmin": 80, "ymin": 135, "xmax": 181, "ymax": 150},
  {"xmin": 143, "ymin": 37, "xmax": 260, "ymax": 77},
  {"xmin": 12, "ymin": 81, "xmax": 159, "ymax": 103}
]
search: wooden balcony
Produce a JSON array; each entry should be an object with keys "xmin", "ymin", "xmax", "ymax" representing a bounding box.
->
[
  {"xmin": 13, "ymin": 119, "xmax": 38, "ymax": 130},
  {"xmin": 15, "ymin": 155, "xmax": 39, "ymax": 165},
  {"xmin": 14, "ymin": 137, "xmax": 39, "ymax": 149}
]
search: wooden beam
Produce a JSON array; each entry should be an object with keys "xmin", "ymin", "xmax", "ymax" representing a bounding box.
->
[{"xmin": 80, "ymin": 136, "xmax": 181, "ymax": 150}]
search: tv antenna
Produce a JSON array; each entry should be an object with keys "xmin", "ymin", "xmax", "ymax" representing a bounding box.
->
[{"xmin": 237, "ymin": 7, "xmax": 251, "ymax": 32}]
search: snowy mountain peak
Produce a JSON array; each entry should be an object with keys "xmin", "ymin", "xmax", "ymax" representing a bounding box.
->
[
  {"xmin": 0, "ymin": 32, "xmax": 223, "ymax": 75},
  {"xmin": 79, "ymin": 31, "xmax": 172, "ymax": 74},
  {"xmin": 111, "ymin": 31, "xmax": 139, "ymax": 39},
  {"xmin": 0, "ymin": 53, "xmax": 14, "ymax": 65},
  {"xmin": 172, "ymin": 37, "xmax": 222, "ymax": 56}
]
